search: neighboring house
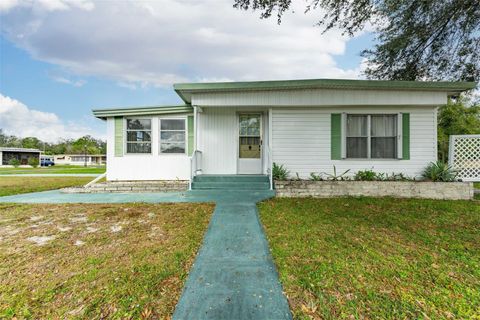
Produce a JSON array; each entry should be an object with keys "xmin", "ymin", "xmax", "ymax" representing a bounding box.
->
[
  {"xmin": 0, "ymin": 147, "xmax": 41, "ymax": 166},
  {"xmin": 53, "ymin": 154, "xmax": 106, "ymax": 166},
  {"xmin": 93, "ymin": 78, "xmax": 476, "ymax": 183}
]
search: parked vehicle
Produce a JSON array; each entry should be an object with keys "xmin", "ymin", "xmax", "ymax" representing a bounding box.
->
[{"xmin": 41, "ymin": 159, "xmax": 55, "ymax": 167}]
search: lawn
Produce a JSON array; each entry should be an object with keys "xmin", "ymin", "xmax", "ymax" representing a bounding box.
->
[
  {"xmin": 259, "ymin": 197, "xmax": 480, "ymax": 319},
  {"xmin": 0, "ymin": 202, "xmax": 214, "ymax": 319},
  {"xmin": 0, "ymin": 176, "xmax": 95, "ymax": 196},
  {"xmin": 0, "ymin": 165, "xmax": 105, "ymax": 175}
]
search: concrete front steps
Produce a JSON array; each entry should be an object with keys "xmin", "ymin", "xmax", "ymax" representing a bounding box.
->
[{"xmin": 191, "ymin": 175, "xmax": 271, "ymax": 191}]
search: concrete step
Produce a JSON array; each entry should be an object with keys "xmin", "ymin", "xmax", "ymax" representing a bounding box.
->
[
  {"xmin": 191, "ymin": 181, "xmax": 270, "ymax": 190},
  {"xmin": 193, "ymin": 175, "xmax": 269, "ymax": 183}
]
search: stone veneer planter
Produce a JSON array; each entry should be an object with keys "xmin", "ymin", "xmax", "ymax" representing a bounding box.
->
[
  {"xmin": 62, "ymin": 180, "xmax": 189, "ymax": 193},
  {"xmin": 274, "ymin": 180, "xmax": 474, "ymax": 200}
]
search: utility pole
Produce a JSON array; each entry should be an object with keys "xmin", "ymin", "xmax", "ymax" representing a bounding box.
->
[{"xmin": 84, "ymin": 144, "xmax": 87, "ymax": 167}]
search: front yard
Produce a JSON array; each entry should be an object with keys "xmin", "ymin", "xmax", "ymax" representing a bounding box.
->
[
  {"xmin": 0, "ymin": 176, "xmax": 95, "ymax": 196},
  {"xmin": 0, "ymin": 202, "xmax": 214, "ymax": 319},
  {"xmin": 259, "ymin": 197, "xmax": 480, "ymax": 319}
]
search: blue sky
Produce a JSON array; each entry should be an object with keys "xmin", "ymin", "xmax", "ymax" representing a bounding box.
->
[{"xmin": 0, "ymin": 0, "xmax": 374, "ymax": 142}]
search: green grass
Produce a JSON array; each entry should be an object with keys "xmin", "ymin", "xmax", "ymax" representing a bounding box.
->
[
  {"xmin": 259, "ymin": 197, "xmax": 480, "ymax": 319},
  {"xmin": 0, "ymin": 176, "xmax": 95, "ymax": 196},
  {"xmin": 0, "ymin": 203, "xmax": 214, "ymax": 319},
  {"xmin": 474, "ymin": 183, "xmax": 480, "ymax": 200},
  {"xmin": 0, "ymin": 165, "xmax": 105, "ymax": 175}
]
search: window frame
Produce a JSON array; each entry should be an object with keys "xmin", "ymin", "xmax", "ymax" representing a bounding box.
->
[
  {"xmin": 344, "ymin": 113, "xmax": 399, "ymax": 160},
  {"xmin": 125, "ymin": 117, "xmax": 153, "ymax": 155},
  {"xmin": 158, "ymin": 117, "xmax": 187, "ymax": 155}
]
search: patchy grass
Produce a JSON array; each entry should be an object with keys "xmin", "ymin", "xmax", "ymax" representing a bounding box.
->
[
  {"xmin": 0, "ymin": 165, "xmax": 105, "ymax": 175},
  {"xmin": 0, "ymin": 176, "xmax": 95, "ymax": 196},
  {"xmin": 259, "ymin": 197, "xmax": 480, "ymax": 319},
  {"xmin": 0, "ymin": 202, "xmax": 214, "ymax": 319}
]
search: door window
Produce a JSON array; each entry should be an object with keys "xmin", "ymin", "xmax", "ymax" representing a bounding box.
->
[{"xmin": 239, "ymin": 114, "xmax": 261, "ymax": 159}]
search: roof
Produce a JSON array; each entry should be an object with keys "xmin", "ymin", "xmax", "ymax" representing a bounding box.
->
[
  {"xmin": 0, "ymin": 147, "xmax": 41, "ymax": 153},
  {"xmin": 92, "ymin": 104, "xmax": 193, "ymax": 120},
  {"xmin": 174, "ymin": 78, "xmax": 477, "ymax": 103},
  {"xmin": 92, "ymin": 78, "xmax": 477, "ymax": 117}
]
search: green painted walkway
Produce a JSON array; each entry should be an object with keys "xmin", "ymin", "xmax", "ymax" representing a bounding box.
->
[{"xmin": 0, "ymin": 189, "xmax": 292, "ymax": 320}]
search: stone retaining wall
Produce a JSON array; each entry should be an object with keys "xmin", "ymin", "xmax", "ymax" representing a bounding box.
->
[
  {"xmin": 62, "ymin": 180, "xmax": 189, "ymax": 193},
  {"xmin": 275, "ymin": 180, "xmax": 474, "ymax": 200}
]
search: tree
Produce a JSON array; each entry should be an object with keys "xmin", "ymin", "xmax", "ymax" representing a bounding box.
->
[
  {"xmin": 233, "ymin": 0, "xmax": 480, "ymax": 81},
  {"xmin": 437, "ymin": 97, "xmax": 480, "ymax": 161},
  {"xmin": 21, "ymin": 137, "xmax": 42, "ymax": 150}
]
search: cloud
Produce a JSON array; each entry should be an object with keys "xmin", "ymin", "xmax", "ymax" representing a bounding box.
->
[
  {"xmin": 48, "ymin": 74, "xmax": 86, "ymax": 87},
  {"xmin": 0, "ymin": 0, "xmax": 94, "ymax": 13},
  {"xmin": 0, "ymin": 93, "xmax": 102, "ymax": 142},
  {"xmin": 0, "ymin": 0, "xmax": 367, "ymax": 87}
]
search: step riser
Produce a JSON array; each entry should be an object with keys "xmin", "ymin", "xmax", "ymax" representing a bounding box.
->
[
  {"xmin": 194, "ymin": 176, "xmax": 269, "ymax": 183},
  {"xmin": 191, "ymin": 182, "xmax": 270, "ymax": 190}
]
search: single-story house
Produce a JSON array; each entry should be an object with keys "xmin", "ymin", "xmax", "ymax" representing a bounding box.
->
[
  {"xmin": 52, "ymin": 154, "xmax": 106, "ymax": 166},
  {"xmin": 0, "ymin": 147, "xmax": 41, "ymax": 166},
  {"xmin": 92, "ymin": 78, "xmax": 476, "ymax": 186}
]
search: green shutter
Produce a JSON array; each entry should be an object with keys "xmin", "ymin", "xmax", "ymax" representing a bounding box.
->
[
  {"xmin": 187, "ymin": 115, "xmax": 194, "ymax": 156},
  {"xmin": 331, "ymin": 113, "xmax": 342, "ymax": 160},
  {"xmin": 114, "ymin": 117, "xmax": 124, "ymax": 157},
  {"xmin": 402, "ymin": 113, "xmax": 410, "ymax": 160}
]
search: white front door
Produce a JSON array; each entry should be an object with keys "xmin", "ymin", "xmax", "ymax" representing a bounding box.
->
[{"xmin": 238, "ymin": 113, "xmax": 262, "ymax": 174}]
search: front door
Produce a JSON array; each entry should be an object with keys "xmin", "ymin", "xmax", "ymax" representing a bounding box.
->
[{"xmin": 238, "ymin": 113, "xmax": 262, "ymax": 174}]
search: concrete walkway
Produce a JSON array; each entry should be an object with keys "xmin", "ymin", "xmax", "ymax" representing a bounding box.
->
[{"xmin": 0, "ymin": 189, "xmax": 292, "ymax": 320}]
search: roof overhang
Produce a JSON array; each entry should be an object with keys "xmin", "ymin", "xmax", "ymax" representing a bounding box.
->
[
  {"xmin": 92, "ymin": 105, "xmax": 193, "ymax": 120},
  {"xmin": 173, "ymin": 78, "xmax": 478, "ymax": 104}
]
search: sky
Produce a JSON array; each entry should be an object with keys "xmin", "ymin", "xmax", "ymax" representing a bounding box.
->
[{"xmin": 0, "ymin": 0, "xmax": 374, "ymax": 142}]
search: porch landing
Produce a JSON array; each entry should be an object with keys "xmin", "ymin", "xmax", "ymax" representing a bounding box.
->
[{"xmin": 191, "ymin": 174, "xmax": 271, "ymax": 190}]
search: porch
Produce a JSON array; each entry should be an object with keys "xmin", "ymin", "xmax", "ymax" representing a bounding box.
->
[{"xmin": 190, "ymin": 107, "xmax": 274, "ymax": 189}]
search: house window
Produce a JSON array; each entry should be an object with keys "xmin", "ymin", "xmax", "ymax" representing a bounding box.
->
[
  {"xmin": 346, "ymin": 114, "xmax": 397, "ymax": 159},
  {"xmin": 159, "ymin": 119, "xmax": 186, "ymax": 154},
  {"xmin": 126, "ymin": 118, "xmax": 152, "ymax": 154}
]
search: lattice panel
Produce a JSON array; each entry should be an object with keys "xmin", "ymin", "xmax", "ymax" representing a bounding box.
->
[{"xmin": 449, "ymin": 135, "xmax": 480, "ymax": 182}]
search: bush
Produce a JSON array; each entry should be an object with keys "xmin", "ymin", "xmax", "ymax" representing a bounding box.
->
[
  {"xmin": 354, "ymin": 169, "xmax": 377, "ymax": 181},
  {"xmin": 8, "ymin": 158, "xmax": 20, "ymax": 167},
  {"xmin": 272, "ymin": 163, "xmax": 289, "ymax": 180},
  {"xmin": 422, "ymin": 161, "xmax": 457, "ymax": 182},
  {"xmin": 309, "ymin": 172, "xmax": 323, "ymax": 181},
  {"xmin": 28, "ymin": 157, "xmax": 39, "ymax": 168}
]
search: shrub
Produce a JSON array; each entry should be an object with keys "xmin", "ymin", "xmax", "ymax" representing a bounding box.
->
[
  {"xmin": 272, "ymin": 162, "xmax": 289, "ymax": 180},
  {"xmin": 322, "ymin": 166, "xmax": 350, "ymax": 181},
  {"xmin": 28, "ymin": 157, "xmax": 39, "ymax": 168},
  {"xmin": 422, "ymin": 161, "xmax": 457, "ymax": 182},
  {"xmin": 354, "ymin": 169, "xmax": 377, "ymax": 181},
  {"xmin": 309, "ymin": 172, "xmax": 323, "ymax": 181},
  {"xmin": 8, "ymin": 158, "xmax": 20, "ymax": 167}
]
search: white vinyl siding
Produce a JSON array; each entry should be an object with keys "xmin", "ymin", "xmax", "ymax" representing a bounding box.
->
[
  {"xmin": 192, "ymin": 88, "xmax": 447, "ymax": 107},
  {"xmin": 271, "ymin": 106, "xmax": 437, "ymax": 179}
]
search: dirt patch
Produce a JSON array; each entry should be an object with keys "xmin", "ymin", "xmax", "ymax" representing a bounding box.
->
[{"xmin": 0, "ymin": 202, "xmax": 214, "ymax": 319}]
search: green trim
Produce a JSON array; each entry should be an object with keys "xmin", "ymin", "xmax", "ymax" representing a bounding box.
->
[
  {"xmin": 114, "ymin": 117, "xmax": 123, "ymax": 157},
  {"xmin": 187, "ymin": 115, "xmax": 194, "ymax": 156},
  {"xmin": 93, "ymin": 105, "xmax": 193, "ymax": 119},
  {"xmin": 174, "ymin": 79, "xmax": 477, "ymax": 103},
  {"xmin": 331, "ymin": 114, "xmax": 342, "ymax": 160},
  {"xmin": 402, "ymin": 113, "xmax": 410, "ymax": 160}
]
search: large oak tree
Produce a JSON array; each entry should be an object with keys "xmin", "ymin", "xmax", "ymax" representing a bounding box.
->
[{"xmin": 234, "ymin": 0, "xmax": 479, "ymax": 81}]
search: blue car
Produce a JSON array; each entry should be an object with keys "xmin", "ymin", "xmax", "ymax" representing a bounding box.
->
[{"xmin": 41, "ymin": 159, "xmax": 55, "ymax": 167}]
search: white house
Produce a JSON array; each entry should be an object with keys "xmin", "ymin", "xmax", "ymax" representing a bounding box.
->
[
  {"xmin": 52, "ymin": 154, "xmax": 106, "ymax": 166},
  {"xmin": 93, "ymin": 78, "xmax": 476, "ymax": 186}
]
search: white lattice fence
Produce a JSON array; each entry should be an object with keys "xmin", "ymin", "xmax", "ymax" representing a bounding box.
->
[{"xmin": 449, "ymin": 135, "xmax": 480, "ymax": 182}]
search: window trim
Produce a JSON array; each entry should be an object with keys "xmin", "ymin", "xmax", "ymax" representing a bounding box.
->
[
  {"xmin": 125, "ymin": 117, "xmax": 153, "ymax": 155},
  {"xmin": 158, "ymin": 117, "xmax": 187, "ymax": 155},
  {"xmin": 344, "ymin": 113, "xmax": 399, "ymax": 160}
]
